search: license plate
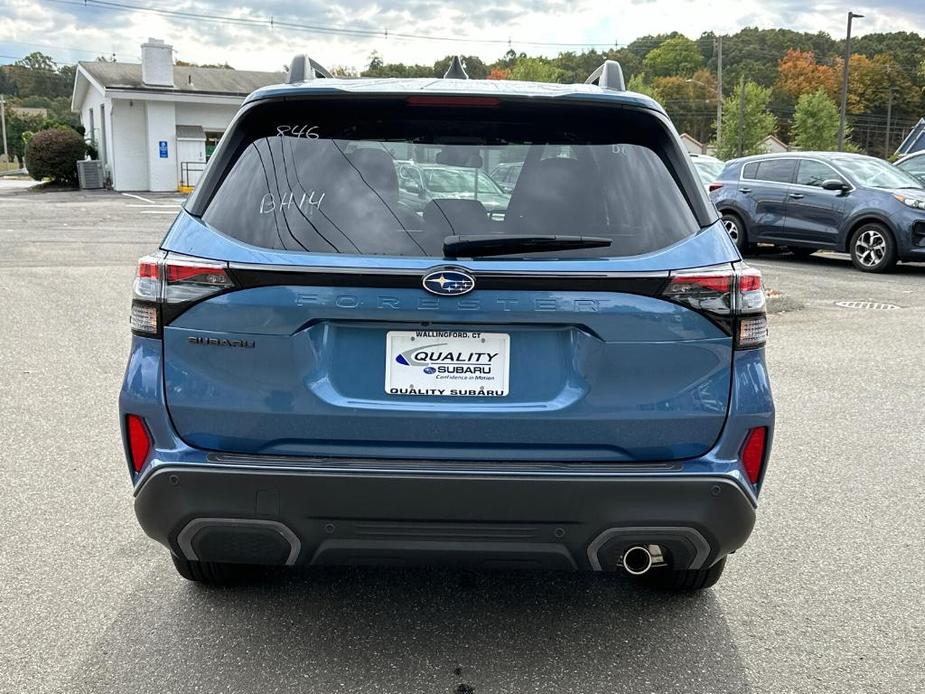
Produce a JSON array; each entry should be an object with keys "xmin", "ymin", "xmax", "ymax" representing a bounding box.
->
[{"xmin": 385, "ymin": 330, "xmax": 510, "ymax": 397}]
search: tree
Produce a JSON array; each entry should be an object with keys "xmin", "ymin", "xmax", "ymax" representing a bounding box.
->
[
  {"xmin": 5, "ymin": 112, "xmax": 44, "ymax": 166},
  {"xmin": 775, "ymin": 50, "xmax": 838, "ymax": 101},
  {"xmin": 509, "ymin": 58, "xmax": 565, "ymax": 83},
  {"xmin": 627, "ymin": 74, "xmax": 659, "ymax": 99},
  {"xmin": 0, "ymin": 66, "xmax": 16, "ymax": 96},
  {"xmin": 653, "ymin": 68, "xmax": 718, "ymax": 143},
  {"xmin": 791, "ymin": 89, "xmax": 841, "ymax": 151},
  {"xmin": 367, "ymin": 52, "xmax": 384, "ymax": 72},
  {"xmin": 643, "ymin": 36, "xmax": 703, "ymax": 79},
  {"xmin": 176, "ymin": 60, "xmax": 234, "ymax": 69},
  {"xmin": 716, "ymin": 81, "xmax": 777, "ymax": 159},
  {"xmin": 25, "ymin": 127, "xmax": 86, "ymax": 185},
  {"xmin": 5, "ymin": 53, "xmax": 74, "ymax": 99},
  {"xmin": 330, "ymin": 65, "xmax": 358, "ymax": 78},
  {"xmin": 487, "ymin": 68, "xmax": 511, "ymax": 81},
  {"xmin": 362, "ymin": 52, "xmax": 431, "ymax": 78}
]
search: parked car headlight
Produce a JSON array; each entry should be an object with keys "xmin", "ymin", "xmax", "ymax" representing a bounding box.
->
[{"xmin": 893, "ymin": 193, "xmax": 925, "ymax": 209}]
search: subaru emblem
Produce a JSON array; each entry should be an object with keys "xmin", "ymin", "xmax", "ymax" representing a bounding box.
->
[{"xmin": 422, "ymin": 269, "xmax": 475, "ymax": 296}]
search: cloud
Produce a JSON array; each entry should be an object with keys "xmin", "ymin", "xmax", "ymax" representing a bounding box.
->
[{"xmin": 1, "ymin": 0, "xmax": 923, "ymax": 72}]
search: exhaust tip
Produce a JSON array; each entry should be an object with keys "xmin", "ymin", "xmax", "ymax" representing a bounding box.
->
[{"xmin": 622, "ymin": 545, "xmax": 654, "ymax": 575}]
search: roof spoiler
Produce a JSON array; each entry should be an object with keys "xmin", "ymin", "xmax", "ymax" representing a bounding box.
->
[
  {"xmin": 443, "ymin": 56, "xmax": 469, "ymax": 79},
  {"xmin": 287, "ymin": 55, "xmax": 333, "ymax": 83},
  {"xmin": 585, "ymin": 60, "xmax": 625, "ymax": 91}
]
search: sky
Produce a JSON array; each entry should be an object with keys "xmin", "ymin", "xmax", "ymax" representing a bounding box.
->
[{"xmin": 2, "ymin": 0, "xmax": 924, "ymax": 73}]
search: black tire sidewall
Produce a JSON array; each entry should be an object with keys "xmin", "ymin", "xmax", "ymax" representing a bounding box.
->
[{"xmin": 850, "ymin": 223, "xmax": 897, "ymax": 273}]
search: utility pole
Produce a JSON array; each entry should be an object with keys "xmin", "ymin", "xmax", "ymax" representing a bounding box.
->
[
  {"xmin": 716, "ymin": 36, "xmax": 723, "ymax": 151},
  {"xmin": 737, "ymin": 75, "xmax": 746, "ymax": 157},
  {"xmin": 837, "ymin": 11, "xmax": 864, "ymax": 151},
  {"xmin": 0, "ymin": 94, "xmax": 8, "ymax": 163}
]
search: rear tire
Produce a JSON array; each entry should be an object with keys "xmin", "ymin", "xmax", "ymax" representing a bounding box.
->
[
  {"xmin": 849, "ymin": 223, "xmax": 897, "ymax": 273},
  {"xmin": 721, "ymin": 212, "xmax": 751, "ymax": 255},
  {"xmin": 171, "ymin": 554, "xmax": 261, "ymax": 585},
  {"xmin": 636, "ymin": 557, "xmax": 727, "ymax": 591}
]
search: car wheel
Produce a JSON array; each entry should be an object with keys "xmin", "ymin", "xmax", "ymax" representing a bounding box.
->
[
  {"xmin": 788, "ymin": 247, "xmax": 816, "ymax": 258},
  {"xmin": 721, "ymin": 213, "xmax": 750, "ymax": 255},
  {"xmin": 171, "ymin": 554, "xmax": 262, "ymax": 585},
  {"xmin": 849, "ymin": 223, "xmax": 897, "ymax": 273},
  {"xmin": 635, "ymin": 557, "xmax": 727, "ymax": 591}
]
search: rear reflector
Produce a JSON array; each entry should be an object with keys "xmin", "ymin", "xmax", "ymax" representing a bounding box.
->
[
  {"xmin": 741, "ymin": 426, "xmax": 768, "ymax": 485},
  {"xmin": 126, "ymin": 414, "xmax": 152, "ymax": 473}
]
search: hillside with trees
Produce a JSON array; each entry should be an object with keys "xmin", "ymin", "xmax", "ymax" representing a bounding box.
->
[
  {"xmin": 3, "ymin": 28, "xmax": 924, "ymax": 161},
  {"xmin": 358, "ymin": 28, "xmax": 925, "ymax": 158}
]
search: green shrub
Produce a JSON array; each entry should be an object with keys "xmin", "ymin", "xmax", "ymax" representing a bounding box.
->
[{"xmin": 25, "ymin": 127, "xmax": 86, "ymax": 185}]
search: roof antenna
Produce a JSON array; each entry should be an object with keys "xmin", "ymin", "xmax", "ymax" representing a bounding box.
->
[
  {"xmin": 443, "ymin": 56, "xmax": 469, "ymax": 79},
  {"xmin": 287, "ymin": 55, "xmax": 333, "ymax": 83}
]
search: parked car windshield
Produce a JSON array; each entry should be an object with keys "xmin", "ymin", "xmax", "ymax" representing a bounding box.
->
[
  {"xmin": 693, "ymin": 159, "xmax": 723, "ymax": 183},
  {"xmin": 895, "ymin": 154, "xmax": 925, "ymax": 183},
  {"xmin": 201, "ymin": 99, "xmax": 700, "ymax": 258},
  {"xmin": 832, "ymin": 157, "xmax": 923, "ymax": 190}
]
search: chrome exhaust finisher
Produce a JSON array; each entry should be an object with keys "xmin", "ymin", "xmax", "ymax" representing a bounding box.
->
[{"xmin": 621, "ymin": 545, "xmax": 654, "ymax": 575}]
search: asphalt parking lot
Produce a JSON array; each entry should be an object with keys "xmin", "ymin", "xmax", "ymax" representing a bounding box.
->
[{"xmin": 1, "ymin": 187, "xmax": 923, "ymax": 694}]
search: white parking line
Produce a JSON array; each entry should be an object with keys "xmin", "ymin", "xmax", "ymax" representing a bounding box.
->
[
  {"xmin": 126, "ymin": 204, "xmax": 181, "ymax": 208},
  {"xmin": 121, "ymin": 192, "xmax": 157, "ymax": 204},
  {"xmin": 140, "ymin": 210, "xmax": 181, "ymax": 215}
]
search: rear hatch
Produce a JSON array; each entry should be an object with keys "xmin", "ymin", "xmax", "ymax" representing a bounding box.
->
[{"xmin": 159, "ymin": 93, "xmax": 738, "ymax": 462}]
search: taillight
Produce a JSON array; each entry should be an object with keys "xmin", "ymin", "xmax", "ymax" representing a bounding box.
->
[
  {"xmin": 130, "ymin": 253, "xmax": 234, "ymax": 336},
  {"xmin": 126, "ymin": 414, "xmax": 152, "ymax": 473},
  {"xmin": 741, "ymin": 426, "xmax": 768, "ymax": 485},
  {"xmin": 708, "ymin": 182, "xmax": 723, "ymax": 192},
  {"xmin": 662, "ymin": 263, "xmax": 767, "ymax": 349},
  {"xmin": 734, "ymin": 265, "xmax": 768, "ymax": 348}
]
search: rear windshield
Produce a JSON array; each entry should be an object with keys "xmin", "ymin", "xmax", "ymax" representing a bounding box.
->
[{"xmin": 200, "ymin": 98, "xmax": 700, "ymax": 258}]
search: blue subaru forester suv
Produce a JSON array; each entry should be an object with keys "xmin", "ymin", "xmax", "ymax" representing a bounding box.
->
[{"xmin": 120, "ymin": 57, "xmax": 774, "ymax": 590}]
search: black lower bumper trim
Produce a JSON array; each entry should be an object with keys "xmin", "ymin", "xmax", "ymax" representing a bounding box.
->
[{"xmin": 135, "ymin": 465, "xmax": 756, "ymax": 571}]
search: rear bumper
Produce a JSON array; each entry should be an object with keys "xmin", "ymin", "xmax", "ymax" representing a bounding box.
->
[{"xmin": 134, "ymin": 463, "xmax": 757, "ymax": 571}]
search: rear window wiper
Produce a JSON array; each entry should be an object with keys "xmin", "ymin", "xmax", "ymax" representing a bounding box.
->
[{"xmin": 444, "ymin": 234, "xmax": 612, "ymax": 258}]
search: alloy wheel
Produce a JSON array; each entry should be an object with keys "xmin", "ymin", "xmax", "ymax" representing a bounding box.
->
[
  {"xmin": 723, "ymin": 218, "xmax": 740, "ymax": 242},
  {"xmin": 854, "ymin": 229, "xmax": 887, "ymax": 268}
]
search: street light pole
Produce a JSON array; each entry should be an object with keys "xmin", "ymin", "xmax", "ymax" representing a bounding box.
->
[
  {"xmin": 837, "ymin": 11, "xmax": 863, "ymax": 151},
  {"xmin": 716, "ymin": 36, "xmax": 723, "ymax": 151},
  {"xmin": 0, "ymin": 94, "xmax": 8, "ymax": 163}
]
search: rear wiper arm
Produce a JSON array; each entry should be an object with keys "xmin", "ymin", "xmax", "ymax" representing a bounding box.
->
[{"xmin": 444, "ymin": 234, "xmax": 612, "ymax": 258}]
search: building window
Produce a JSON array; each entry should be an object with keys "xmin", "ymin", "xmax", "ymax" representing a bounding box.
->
[{"xmin": 205, "ymin": 131, "xmax": 223, "ymax": 160}]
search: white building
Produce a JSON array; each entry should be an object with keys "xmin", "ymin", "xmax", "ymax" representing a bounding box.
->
[{"xmin": 71, "ymin": 39, "xmax": 284, "ymax": 191}]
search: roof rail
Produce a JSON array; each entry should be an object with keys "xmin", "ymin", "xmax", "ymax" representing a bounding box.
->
[
  {"xmin": 443, "ymin": 56, "xmax": 469, "ymax": 79},
  {"xmin": 585, "ymin": 60, "xmax": 625, "ymax": 91},
  {"xmin": 287, "ymin": 55, "xmax": 333, "ymax": 83}
]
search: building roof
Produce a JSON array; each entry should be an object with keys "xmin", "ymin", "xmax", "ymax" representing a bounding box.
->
[{"xmin": 77, "ymin": 61, "xmax": 285, "ymax": 96}]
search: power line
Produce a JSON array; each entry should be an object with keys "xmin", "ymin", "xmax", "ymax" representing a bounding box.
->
[
  {"xmin": 2, "ymin": 40, "xmax": 103, "ymax": 57},
  {"xmin": 39, "ymin": 0, "xmax": 623, "ymax": 48}
]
